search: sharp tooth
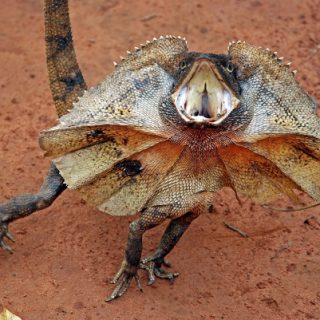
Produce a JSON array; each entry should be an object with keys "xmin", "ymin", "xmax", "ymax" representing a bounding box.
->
[
  {"xmin": 176, "ymin": 85, "xmax": 188, "ymax": 111},
  {"xmin": 222, "ymin": 90, "xmax": 232, "ymax": 113}
]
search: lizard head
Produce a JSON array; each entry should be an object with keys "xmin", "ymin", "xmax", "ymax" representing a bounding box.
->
[{"xmin": 171, "ymin": 54, "xmax": 240, "ymax": 126}]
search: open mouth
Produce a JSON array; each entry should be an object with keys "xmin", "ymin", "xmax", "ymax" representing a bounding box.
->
[{"xmin": 171, "ymin": 59, "xmax": 239, "ymax": 125}]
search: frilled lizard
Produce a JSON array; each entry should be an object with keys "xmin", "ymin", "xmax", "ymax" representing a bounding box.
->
[{"xmin": 0, "ymin": 0, "xmax": 319, "ymax": 301}]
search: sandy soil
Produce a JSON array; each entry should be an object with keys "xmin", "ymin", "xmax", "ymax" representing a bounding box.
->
[{"xmin": 0, "ymin": 0, "xmax": 320, "ymax": 319}]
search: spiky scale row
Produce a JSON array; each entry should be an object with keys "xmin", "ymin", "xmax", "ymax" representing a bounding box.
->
[
  {"xmin": 113, "ymin": 37, "xmax": 297, "ymax": 77},
  {"xmin": 264, "ymin": 50, "xmax": 296, "ymax": 74},
  {"xmin": 112, "ymin": 35, "xmax": 187, "ymax": 68},
  {"xmin": 228, "ymin": 40, "xmax": 298, "ymax": 77}
]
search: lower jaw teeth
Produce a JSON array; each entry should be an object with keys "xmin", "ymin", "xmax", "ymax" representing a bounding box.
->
[{"xmin": 173, "ymin": 82, "xmax": 237, "ymax": 124}]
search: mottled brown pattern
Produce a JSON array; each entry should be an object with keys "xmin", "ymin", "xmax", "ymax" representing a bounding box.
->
[
  {"xmin": 45, "ymin": 0, "xmax": 86, "ymax": 117},
  {"xmin": 40, "ymin": 30, "xmax": 320, "ymax": 298},
  {"xmin": 1, "ymin": 0, "xmax": 320, "ymax": 308}
]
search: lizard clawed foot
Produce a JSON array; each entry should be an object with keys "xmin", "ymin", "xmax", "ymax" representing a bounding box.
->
[
  {"xmin": 106, "ymin": 259, "xmax": 143, "ymax": 302},
  {"xmin": 0, "ymin": 221, "xmax": 15, "ymax": 254},
  {"xmin": 140, "ymin": 256, "xmax": 179, "ymax": 285}
]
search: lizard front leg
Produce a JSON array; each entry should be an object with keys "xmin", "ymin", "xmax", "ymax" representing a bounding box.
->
[
  {"xmin": 0, "ymin": 162, "xmax": 66, "ymax": 253},
  {"xmin": 140, "ymin": 211, "xmax": 200, "ymax": 285},
  {"xmin": 1, "ymin": 0, "xmax": 83, "ymax": 253}
]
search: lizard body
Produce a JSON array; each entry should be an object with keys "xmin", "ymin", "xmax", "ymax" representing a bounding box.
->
[{"xmin": 0, "ymin": 0, "xmax": 319, "ymax": 301}]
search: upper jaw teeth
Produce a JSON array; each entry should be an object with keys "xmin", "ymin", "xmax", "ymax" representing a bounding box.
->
[{"xmin": 172, "ymin": 60, "xmax": 239, "ymax": 125}]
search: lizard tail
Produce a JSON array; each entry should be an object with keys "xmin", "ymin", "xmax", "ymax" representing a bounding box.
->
[{"xmin": 44, "ymin": 0, "xmax": 87, "ymax": 117}]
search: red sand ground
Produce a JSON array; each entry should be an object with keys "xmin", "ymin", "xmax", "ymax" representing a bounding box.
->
[{"xmin": 0, "ymin": 1, "xmax": 320, "ymax": 319}]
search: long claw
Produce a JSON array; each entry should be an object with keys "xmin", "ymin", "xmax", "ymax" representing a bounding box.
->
[
  {"xmin": 154, "ymin": 267, "xmax": 179, "ymax": 283},
  {"xmin": 5, "ymin": 231, "xmax": 15, "ymax": 242},
  {"xmin": 0, "ymin": 240, "xmax": 13, "ymax": 254},
  {"xmin": 0, "ymin": 222, "xmax": 15, "ymax": 253},
  {"xmin": 134, "ymin": 274, "xmax": 143, "ymax": 292},
  {"xmin": 163, "ymin": 259, "xmax": 171, "ymax": 268},
  {"xmin": 105, "ymin": 296, "xmax": 114, "ymax": 302},
  {"xmin": 140, "ymin": 257, "xmax": 179, "ymax": 285},
  {"xmin": 140, "ymin": 261, "xmax": 156, "ymax": 285},
  {"xmin": 106, "ymin": 277, "xmax": 131, "ymax": 301},
  {"xmin": 147, "ymin": 273, "xmax": 156, "ymax": 286},
  {"xmin": 106, "ymin": 260, "xmax": 142, "ymax": 302},
  {"xmin": 110, "ymin": 260, "xmax": 126, "ymax": 284}
]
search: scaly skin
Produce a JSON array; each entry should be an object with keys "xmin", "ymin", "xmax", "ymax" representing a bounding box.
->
[
  {"xmin": 1, "ymin": 0, "xmax": 320, "ymax": 302},
  {"xmin": 39, "ymin": 36, "xmax": 320, "ymax": 300},
  {"xmin": 0, "ymin": 0, "xmax": 88, "ymax": 252},
  {"xmin": 0, "ymin": 0, "xmax": 84, "ymax": 252},
  {"xmin": 45, "ymin": 0, "xmax": 87, "ymax": 116}
]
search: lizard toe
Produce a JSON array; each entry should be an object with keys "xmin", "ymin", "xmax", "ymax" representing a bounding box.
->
[
  {"xmin": 106, "ymin": 259, "xmax": 142, "ymax": 302},
  {"xmin": 140, "ymin": 258, "xmax": 179, "ymax": 285},
  {"xmin": 0, "ymin": 221, "xmax": 15, "ymax": 254}
]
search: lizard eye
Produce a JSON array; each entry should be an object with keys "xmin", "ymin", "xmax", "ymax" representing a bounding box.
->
[
  {"xmin": 226, "ymin": 63, "xmax": 234, "ymax": 73},
  {"xmin": 179, "ymin": 60, "xmax": 187, "ymax": 70}
]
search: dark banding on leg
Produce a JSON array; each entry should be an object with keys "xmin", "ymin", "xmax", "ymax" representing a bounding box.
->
[
  {"xmin": 106, "ymin": 208, "xmax": 168, "ymax": 301},
  {"xmin": 0, "ymin": 1, "xmax": 88, "ymax": 253},
  {"xmin": 0, "ymin": 163, "xmax": 66, "ymax": 252},
  {"xmin": 140, "ymin": 211, "xmax": 200, "ymax": 284}
]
